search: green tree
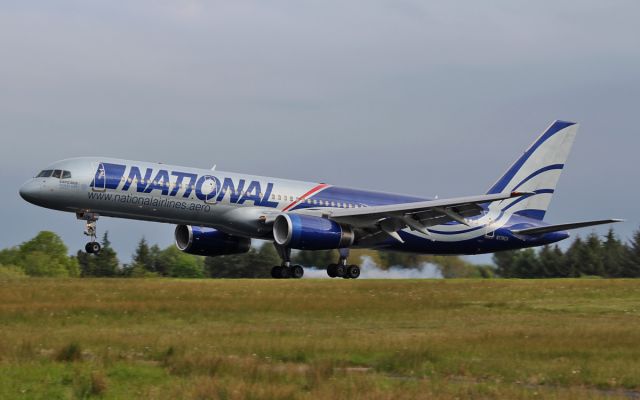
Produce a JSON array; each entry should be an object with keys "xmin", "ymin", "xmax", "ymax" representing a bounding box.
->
[
  {"xmin": 602, "ymin": 229, "xmax": 625, "ymax": 277},
  {"xmin": 205, "ymin": 243, "xmax": 277, "ymax": 278},
  {"xmin": 621, "ymin": 229, "xmax": 640, "ymax": 277},
  {"xmin": 293, "ymin": 249, "xmax": 337, "ymax": 270},
  {"xmin": 564, "ymin": 237, "xmax": 585, "ymax": 278},
  {"xmin": 563, "ymin": 234, "xmax": 606, "ymax": 277},
  {"xmin": 18, "ymin": 231, "xmax": 78, "ymax": 277},
  {"xmin": 493, "ymin": 250, "xmax": 518, "ymax": 278},
  {"xmin": 475, "ymin": 264, "xmax": 496, "ymax": 278},
  {"xmin": 513, "ymin": 248, "xmax": 540, "ymax": 278},
  {"xmin": 149, "ymin": 244, "xmax": 163, "ymax": 274},
  {"xmin": 538, "ymin": 245, "xmax": 566, "ymax": 277},
  {"xmin": 493, "ymin": 249, "xmax": 540, "ymax": 278},
  {"xmin": 0, "ymin": 248, "xmax": 20, "ymax": 266},
  {"xmin": 22, "ymin": 251, "xmax": 68, "ymax": 277},
  {"xmin": 80, "ymin": 232, "xmax": 119, "ymax": 277},
  {"xmin": 129, "ymin": 238, "xmax": 158, "ymax": 276},
  {"xmin": 159, "ymin": 246, "xmax": 204, "ymax": 278},
  {"xmin": 431, "ymin": 255, "xmax": 478, "ymax": 278},
  {"xmin": 581, "ymin": 233, "xmax": 605, "ymax": 277}
]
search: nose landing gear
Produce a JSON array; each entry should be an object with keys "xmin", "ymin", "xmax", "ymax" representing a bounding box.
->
[{"xmin": 77, "ymin": 212, "xmax": 101, "ymax": 254}]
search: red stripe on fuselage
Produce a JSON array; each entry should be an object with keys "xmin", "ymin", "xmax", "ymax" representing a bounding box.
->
[{"xmin": 281, "ymin": 183, "xmax": 330, "ymax": 212}]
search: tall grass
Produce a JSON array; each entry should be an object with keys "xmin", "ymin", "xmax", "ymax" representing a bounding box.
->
[{"xmin": 0, "ymin": 278, "xmax": 638, "ymax": 399}]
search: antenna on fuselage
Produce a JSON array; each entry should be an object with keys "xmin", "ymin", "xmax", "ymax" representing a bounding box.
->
[{"xmin": 211, "ymin": 165, "xmax": 217, "ymax": 171}]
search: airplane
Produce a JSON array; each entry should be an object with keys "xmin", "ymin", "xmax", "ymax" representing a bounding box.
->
[{"xmin": 19, "ymin": 120, "xmax": 621, "ymax": 279}]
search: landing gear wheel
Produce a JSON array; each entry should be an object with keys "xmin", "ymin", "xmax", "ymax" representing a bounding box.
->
[
  {"xmin": 271, "ymin": 266, "xmax": 282, "ymax": 279},
  {"xmin": 334, "ymin": 264, "xmax": 346, "ymax": 278},
  {"xmin": 85, "ymin": 242, "xmax": 101, "ymax": 254},
  {"xmin": 346, "ymin": 265, "xmax": 360, "ymax": 279},
  {"xmin": 279, "ymin": 266, "xmax": 291, "ymax": 279},
  {"xmin": 327, "ymin": 264, "xmax": 337, "ymax": 278},
  {"xmin": 291, "ymin": 265, "xmax": 304, "ymax": 279}
]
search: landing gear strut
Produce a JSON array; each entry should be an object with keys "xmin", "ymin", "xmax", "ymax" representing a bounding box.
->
[
  {"xmin": 327, "ymin": 248, "xmax": 360, "ymax": 279},
  {"xmin": 77, "ymin": 212, "xmax": 101, "ymax": 254},
  {"xmin": 271, "ymin": 244, "xmax": 304, "ymax": 279}
]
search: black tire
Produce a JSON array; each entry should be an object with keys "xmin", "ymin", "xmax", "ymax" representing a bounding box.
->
[
  {"xmin": 271, "ymin": 266, "xmax": 282, "ymax": 279},
  {"xmin": 280, "ymin": 266, "xmax": 291, "ymax": 279},
  {"xmin": 346, "ymin": 265, "xmax": 360, "ymax": 279},
  {"xmin": 85, "ymin": 242, "xmax": 94, "ymax": 254},
  {"xmin": 334, "ymin": 264, "xmax": 346, "ymax": 278},
  {"xmin": 91, "ymin": 242, "xmax": 101, "ymax": 254},
  {"xmin": 327, "ymin": 264, "xmax": 337, "ymax": 278},
  {"xmin": 291, "ymin": 265, "xmax": 304, "ymax": 279}
]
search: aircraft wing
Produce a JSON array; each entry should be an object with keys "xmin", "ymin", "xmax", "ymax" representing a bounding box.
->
[
  {"xmin": 511, "ymin": 219, "xmax": 624, "ymax": 236},
  {"xmin": 294, "ymin": 191, "xmax": 529, "ymax": 242}
]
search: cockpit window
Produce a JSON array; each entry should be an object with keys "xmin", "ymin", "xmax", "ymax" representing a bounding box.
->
[
  {"xmin": 52, "ymin": 170, "xmax": 63, "ymax": 178},
  {"xmin": 36, "ymin": 170, "xmax": 53, "ymax": 178},
  {"xmin": 61, "ymin": 170, "xmax": 71, "ymax": 179}
]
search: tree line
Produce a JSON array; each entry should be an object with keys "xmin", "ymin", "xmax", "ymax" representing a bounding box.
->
[
  {"xmin": 494, "ymin": 229, "xmax": 640, "ymax": 278},
  {"xmin": 1, "ymin": 227, "xmax": 639, "ymax": 279},
  {"xmin": 0, "ymin": 230, "xmax": 488, "ymax": 278}
]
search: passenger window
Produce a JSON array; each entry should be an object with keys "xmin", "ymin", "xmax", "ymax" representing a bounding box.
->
[
  {"xmin": 62, "ymin": 170, "xmax": 72, "ymax": 179},
  {"xmin": 52, "ymin": 170, "xmax": 63, "ymax": 179},
  {"xmin": 36, "ymin": 170, "xmax": 53, "ymax": 178}
]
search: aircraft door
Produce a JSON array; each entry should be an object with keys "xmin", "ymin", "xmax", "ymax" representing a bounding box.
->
[{"xmin": 92, "ymin": 163, "xmax": 107, "ymax": 192}]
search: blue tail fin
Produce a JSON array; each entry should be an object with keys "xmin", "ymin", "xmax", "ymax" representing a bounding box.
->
[{"xmin": 486, "ymin": 120, "xmax": 578, "ymax": 221}]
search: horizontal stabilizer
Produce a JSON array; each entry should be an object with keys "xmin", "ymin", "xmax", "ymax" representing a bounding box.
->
[{"xmin": 511, "ymin": 219, "xmax": 623, "ymax": 236}]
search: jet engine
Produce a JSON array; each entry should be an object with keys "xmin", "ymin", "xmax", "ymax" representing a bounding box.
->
[
  {"xmin": 175, "ymin": 225, "xmax": 251, "ymax": 257},
  {"xmin": 273, "ymin": 214, "xmax": 354, "ymax": 250}
]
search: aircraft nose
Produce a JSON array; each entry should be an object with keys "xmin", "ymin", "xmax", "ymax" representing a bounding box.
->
[{"xmin": 19, "ymin": 181, "xmax": 40, "ymax": 204}]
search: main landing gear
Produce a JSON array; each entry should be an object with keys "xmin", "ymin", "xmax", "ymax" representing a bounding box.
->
[
  {"xmin": 77, "ymin": 212, "xmax": 101, "ymax": 254},
  {"xmin": 271, "ymin": 245, "xmax": 304, "ymax": 279},
  {"xmin": 327, "ymin": 248, "xmax": 360, "ymax": 279},
  {"xmin": 270, "ymin": 246, "xmax": 361, "ymax": 280}
]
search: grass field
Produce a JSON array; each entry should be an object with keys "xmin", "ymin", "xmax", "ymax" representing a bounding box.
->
[{"xmin": 1, "ymin": 278, "xmax": 639, "ymax": 399}]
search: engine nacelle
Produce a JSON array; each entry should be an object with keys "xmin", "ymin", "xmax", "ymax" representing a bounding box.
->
[
  {"xmin": 175, "ymin": 225, "xmax": 251, "ymax": 257},
  {"xmin": 273, "ymin": 214, "xmax": 354, "ymax": 250}
]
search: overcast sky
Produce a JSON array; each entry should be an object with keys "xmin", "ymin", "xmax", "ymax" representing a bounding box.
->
[{"xmin": 0, "ymin": 1, "xmax": 638, "ymax": 264}]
